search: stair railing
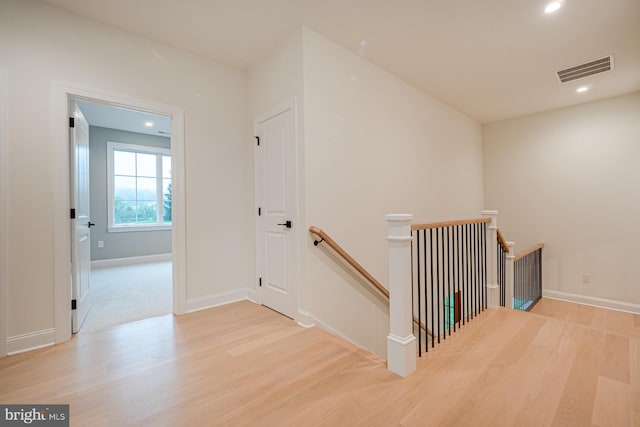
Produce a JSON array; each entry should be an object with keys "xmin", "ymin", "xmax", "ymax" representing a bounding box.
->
[
  {"xmin": 514, "ymin": 243, "xmax": 544, "ymax": 311},
  {"xmin": 495, "ymin": 229, "xmax": 543, "ymax": 311},
  {"xmin": 388, "ymin": 210, "xmax": 544, "ymax": 377},
  {"xmin": 410, "ymin": 216, "xmax": 490, "ymax": 357},
  {"xmin": 497, "ymin": 230, "xmax": 508, "ymax": 307}
]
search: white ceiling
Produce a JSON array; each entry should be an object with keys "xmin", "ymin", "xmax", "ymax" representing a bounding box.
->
[
  {"xmin": 42, "ymin": 0, "xmax": 640, "ymax": 123},
  {"xmin": 76, "ymin": 101, "xmax": 171, "ymax": 137}
]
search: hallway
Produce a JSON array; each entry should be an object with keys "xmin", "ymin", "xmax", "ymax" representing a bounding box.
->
[{"xmin": 0, "ymin": 300, "xmax": 637, "ymax": 425}]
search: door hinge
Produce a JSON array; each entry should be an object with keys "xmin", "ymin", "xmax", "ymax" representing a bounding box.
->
[
  {"xmin": 258, "ymin": 207, "xmax": 261, "ymax": 216},
  {"xmin": 69, "ymin": 117, "xmax": 75, "ymax": 128},
  {"xmin": 70, "ymin": 208, "xmax": 76, "ymax": 219},
  {"xmin": 255, "ymin": 136, "xmax": 260, "ymax": 146},
  {"xmin": 71, "ymin": 299, "xmax": 77, "ymax": 310},
  {"xmin": 259, "ymin": 278, "xmax": 262, "ymax": 287}
]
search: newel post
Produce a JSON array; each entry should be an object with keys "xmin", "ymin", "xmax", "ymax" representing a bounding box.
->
[
  {"xmin": 386, "ymin": 213, "xmax": 416, "ymax": 377},
  {"xmin": 506, "ymin": 241, "xmax": 515, "ymax": 309},
  {"xmin": 481, "ymin": 210, "xmax": 499, "ymax": 308}
]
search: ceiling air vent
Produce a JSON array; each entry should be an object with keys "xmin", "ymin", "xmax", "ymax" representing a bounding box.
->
[{"xmin": 556, "ymin": 56, "xmax": 613, "ymax": 83}]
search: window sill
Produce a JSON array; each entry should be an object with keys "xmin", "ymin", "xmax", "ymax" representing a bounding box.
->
[{"xmin": 108, "ymin": 225, "xmax": 172, "ymax": 233}]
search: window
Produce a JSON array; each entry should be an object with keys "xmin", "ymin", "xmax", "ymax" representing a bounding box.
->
[{"xmin": 107, "ymin": 141, "xmax": 171, "ymax": 232}]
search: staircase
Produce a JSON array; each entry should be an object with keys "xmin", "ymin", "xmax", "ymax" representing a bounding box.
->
[{"xmin": 311, "ymin": 209, "xmax": 545, "ymax": 377}]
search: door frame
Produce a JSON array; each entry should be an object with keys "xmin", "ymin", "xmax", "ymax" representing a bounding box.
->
[
  {"xmin": 52, "ymin": 81, "xmax": 186, "ymax": 344},
  {"xmin": 253, "ymin": 98, "xmax": 300, "ymax": 317},
  {"xmin": 0, "ymin": 67, "xmax": 8, "ymax": 356}
]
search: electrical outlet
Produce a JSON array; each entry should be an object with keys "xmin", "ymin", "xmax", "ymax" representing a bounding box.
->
[
  {"xmin": 582, "ymin": 273, "xmax": 591, "ymax": 284},
  {"xmin": 97, "ymin": 240, "xmax": 104, "ymax": 248}
]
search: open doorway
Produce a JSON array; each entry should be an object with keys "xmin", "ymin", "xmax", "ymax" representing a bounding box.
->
[
  {"xmin": 71, "ymin": 99, "xmax": 173, "ymax": 333},
  {"xmin": 52, "ymin": 81, "xmax": 186, "ymax": 346}
]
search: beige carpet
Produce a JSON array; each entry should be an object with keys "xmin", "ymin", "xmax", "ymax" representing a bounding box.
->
[{"xmin": 80, "ymin": 261, "xmax": 172, "ymax": 333}]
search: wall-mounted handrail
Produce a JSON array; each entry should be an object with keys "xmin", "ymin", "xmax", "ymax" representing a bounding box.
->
[
  {"xmin": 412, "ymin": 217, "xmax": 490, "ymax": 231},
  {"xmin": 309, "ymin": 226, "xmax": 388, "ymax": 298},
  {"xmin": 515, "ymin": 243, "xmax": 545, "ymax": 261},
  {"xmin": 497, "ymin": 229, "xmax": 509, "ymax": 253},
  {"xmin": 309, "ymin": 225, "xmax": 431, "ymax": 338}
]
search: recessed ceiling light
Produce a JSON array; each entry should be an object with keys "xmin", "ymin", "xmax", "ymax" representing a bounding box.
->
[
  {"xmin": 576, "ymin": 86, "xmax": 589, "ymax": 93},
  {"xmin": 544, "ymin": 1, "xmax": 562, "ymax": 14},
  {"xmin": 144, "ymin": 121, "xmax": 154, "ymax": 127}
]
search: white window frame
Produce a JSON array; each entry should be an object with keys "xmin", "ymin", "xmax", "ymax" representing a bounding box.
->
[{"xmin": 107, "ymin": 141, "xmax": 172, "ymax": 232}]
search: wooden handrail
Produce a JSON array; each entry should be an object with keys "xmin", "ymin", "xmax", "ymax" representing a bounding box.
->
[
  {"xmin": 411, "ymin": 217, "xmax": 491, "ymax": 231},
  {"xmin": 309, "ymin": 226, "xmax": 431, "ymax": 338},
  {"xmin": 515, "ymin": 243, "xmax": 545, "ymax": 261},
  {"xmin": 309, "ymin": 226, "xmax": 389, "ymax": 298},
  {"xmin": 497, "ymin": 230, "xmax": 509, "ymax": 253}
]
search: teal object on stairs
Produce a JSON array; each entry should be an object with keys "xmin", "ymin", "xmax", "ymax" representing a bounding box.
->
[{"xmin": 514, "ymin": 297, "xmax": 533, "ymax": 311}]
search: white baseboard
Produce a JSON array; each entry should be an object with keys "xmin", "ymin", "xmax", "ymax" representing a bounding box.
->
[
  {"xmin": 186, "ymin": 288, "xmax": 251, "ymax": 313},
  {"xmin": 6, "ymin": 328, "xmax": 56, "ymax": 356},
  {"xmin": 4, "ymin": 289, "xmax": 253, "ymax": 356},
  {"xmin": 543, "ymin": 290, "xmax": 640, "ymax": 315},
  {"xmin": 295, "ymin": 310, "xmax": 316, "ymax": 328},
  {"xmin": 247, "ymin": 289, "xmax": 258, "ymax": 304},
  {"xmin": 91, "ymin": 253, "xmax": 172, "ymax": 269}
]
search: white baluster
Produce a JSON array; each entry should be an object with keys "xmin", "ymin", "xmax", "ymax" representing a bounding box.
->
[{"xmin": 481, "ymin": 210, "xmax": 499, "ymax": 308}]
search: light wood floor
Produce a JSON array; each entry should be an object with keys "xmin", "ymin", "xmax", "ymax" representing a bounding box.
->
[
  {"xmin": 1, "ymin": 299, "xmax": 638, "ymax": 426},
  {"xmin": 531, "ymin": 297, "xmax": 640, "ymax": 338}
]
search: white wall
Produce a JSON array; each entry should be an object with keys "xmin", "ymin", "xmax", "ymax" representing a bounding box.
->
[
  {"xmin": 483, "ymin": 92, "xmax": 640, "ymax": 308},
  {"xmin": 0, "ymin": 0, "xmax": 252, "ymax": 349},
  {"xmin": 246, "ymin": 29, "xmax": 304, "ymax": 123},
  {"xmin": 301, "ymin": 28, "xmax": 484, "ymax": 356}
]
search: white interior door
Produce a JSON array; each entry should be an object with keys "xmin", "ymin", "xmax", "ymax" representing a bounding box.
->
[
  {"xmin": 256, "ymin": 106, "xmax": 296, "ymax": 318},
  {"xmin": 70, "ymin": 102, "xmax": 92, "ymax": 333}
]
